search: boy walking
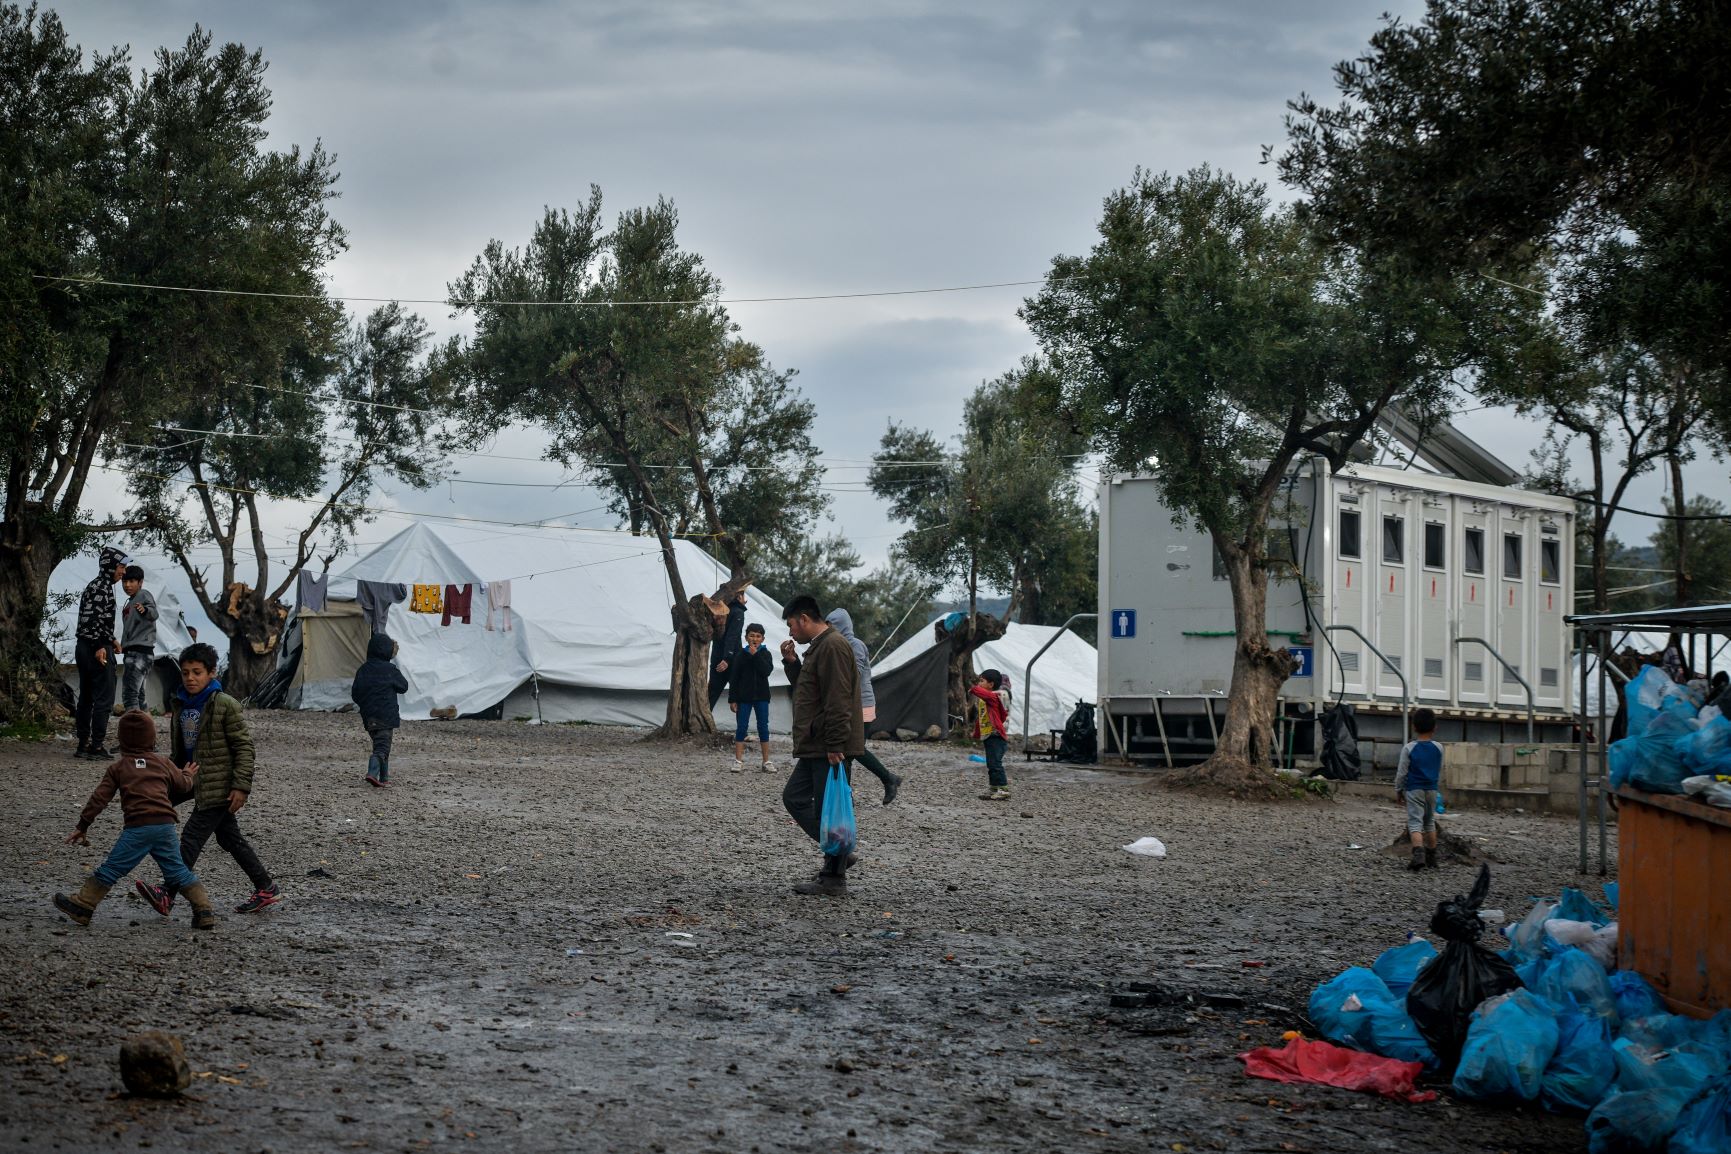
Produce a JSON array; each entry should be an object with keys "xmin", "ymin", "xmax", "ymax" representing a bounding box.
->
[
  {"xmin": 136, "ymin": 643, "xmax": 281, "ymax": 915},
  {"xmin": 1395, "ymin": 707, "xmax": 1444, "ymax": 870},
  {"xmin": 351, "ymin": 633, "xmax": 408, "ymax": 786},
  {"xmin": 119, "ymin": 564, "xmax": 159, "ymax": 713},
  {"xmin": 971, "ymin": 669, "xmax": 1012, "ymax": 801},
  {"xmin": 778, "ymin": 595, "xmax": 863, "ymax": 896},
  {"xmin": 72, "ymin": 545, "xmax": 128, "ymax": 759},
  {"xmin": 728, "ymin": 623, "xmax": 775, "ymax": 771},
  {"xmin": 54, "ymin": 710, "xmax": 216, "ymax": 929}
]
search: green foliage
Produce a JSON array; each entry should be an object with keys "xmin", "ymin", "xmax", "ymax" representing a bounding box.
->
[
  {"xmin": 868, "ymin": 359, "xmax": 1087, "ymax": 620},
  {"xmin": 1652, "ymin": 497, "xmax": 1731, "ymax": 606},
  {"xmin": 440, "ymin": 191, "xmax": 824, "ymax": 579}
]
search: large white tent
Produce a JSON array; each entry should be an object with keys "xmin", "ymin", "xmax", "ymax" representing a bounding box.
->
[
  {"xmin": 869, "ymin": 619, "xmax": 1097, "ymax": 739},
  {"xmin": 285, "ymin": 522, "xmax": 795, "ymax": 729}
]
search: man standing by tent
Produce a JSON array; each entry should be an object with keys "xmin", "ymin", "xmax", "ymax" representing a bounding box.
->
[
  {"xmin": 707, "ymin": 589, "xmax": 747, "ymax": 711},
  {"xmin": 778, "ymin": 595, "xmax": 863, "ymax": 897}
]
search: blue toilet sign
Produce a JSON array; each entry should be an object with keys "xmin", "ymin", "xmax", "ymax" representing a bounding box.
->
[
  {"xmin": 1288, "ymin": 645, "xmax": 1314, "ymax": 678},
  {"xmin": 1110, "ymin": 610, "xmax": 1136, "ymax": 639}
]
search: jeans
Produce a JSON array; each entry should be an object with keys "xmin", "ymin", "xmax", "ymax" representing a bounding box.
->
[
  {"xmin": 982, "ymin": 735, "xmax": 1008, "ymax": 788},
  {"xmin": 121, "ymin": 650, "xmax": 153, "ymax": 712},
  {"xmin": 74, "ymin": 638, "xmax": 116, "ymax": 749},
  {"xmin": 783, "ymin": 757, "xmax": 852, "ymax": 874},
  {"xmin": 170, "ymin": 805, "xmax": 272, "ymax": 896},
  {"xmin": 92, "ymin": 823, "xmax": 199, "ymax": 890},
  {"xmin": 733, "ymin": 699, "xmax": 770, "ymax": 743}
]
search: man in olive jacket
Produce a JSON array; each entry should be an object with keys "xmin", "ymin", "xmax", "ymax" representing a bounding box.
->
[{"xmin": 778, "ymin": 595, "xmax": 864, "ymax": 896}]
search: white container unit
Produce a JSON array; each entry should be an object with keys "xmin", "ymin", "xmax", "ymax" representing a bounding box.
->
[{"xmin": 1097, "ymin": 459, "xmax": 1575, "ymax": 728}]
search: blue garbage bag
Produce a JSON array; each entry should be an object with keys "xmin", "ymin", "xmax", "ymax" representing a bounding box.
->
[
  {"xmin": 818, "ymin": 762, "xmax": 856, "ymax": 857},
  {"xmin": 1586, "ymin": 1086, "xmax": 1696, "ymax": 1154},
  {"xmin": 1508, "ymin": 899, "xmax": 1559, "ymax": 964},
  {"xmin": 1453, "ymin": 989, "xmax": 1562, "ymax": 1102},
  {"xmin": 1621, "ymin": 1011, "xmax": 1731, "ymax": 1071},
  {"xmin": 1624, "ymin": 666, "xmax": 1673, "ymax": 739},
  {"xmin": 1541, "ymin": 1009, "xmax": 1617, "ymax": 1114},
  {"xmin": 1604, "ymin": 881, "xmax": 1619, "ymax": 912},
  {"xmin": 1372, "ymin": 939, "xmax": 1438, "ymax": 1001},
  {"xmin": 1533, "ymin": 946, "xmax": 1619, "ymax": 1023},
  {"xmin": 1308, "ymin": 967, "xmax": 1436, "ymax": 1067},
  {"xmin": 1671, "ymin": 1075, "xmax": 1731, "ymax": 1154},
  {"xmin": 1609, "ymin": 972, "xmax": 1668, "ymax": 1025},
  {"xmin": 1683, "ymin": 715, "xmax": 1731, "ymax": 774},
  {"xmin": 1610, "ymin": 697, "xmax": 1700, "ymax": 794},
  {"xmin": 1557, "ymin": 886, "xmax": 1611, "ymax": 927},
  {"xmin": 1609, "ymin": 1038, "xmax": 1713, "ymax": 1100}
]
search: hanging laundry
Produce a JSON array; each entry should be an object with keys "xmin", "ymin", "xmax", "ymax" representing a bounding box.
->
[
  {"xmin": 410, "ymin": 583, "xmax": 444, "ymax": 615},
  {"xmin": 296, "ymin": 570, "xmax": 328, "ymax": 613},
  {"xmin": 356, "ymin": 582, "xmax": 407, "ymax": 634},
  {"xmin": 485, "ymin": 580, "xmax": 513, "ymax": 632},
  {"xmin": 442, "ymin": 583, "xmax": 473, "ymax": 626}
]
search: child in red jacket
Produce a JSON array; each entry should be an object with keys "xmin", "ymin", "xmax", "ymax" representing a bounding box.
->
[{"xmin": 971, "ymin": 669, "xmax": 1012, "ymax": 801}]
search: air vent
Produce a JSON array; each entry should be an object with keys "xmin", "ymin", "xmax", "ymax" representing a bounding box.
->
[
  {"xmin": 1541, "ymin": 667, "xmax": 1559, "ymax": 688},
  {"xmin": 1384, "ymin": 654, "xmax": 1402, "ymax": 671},
  {"xmin": 1339, "ymin": 651, "xmax": 1360, "ymax": 672},
  {"xmin": 1502, "ymin": 664, "xmax": 1522, "ymax": 685},
  {"xmin": 1464, "ymin": 661, "xmax": 1484, "ymax": 682},
  {"xmin": 1424, "ymin": 658, "xmax": 1445, "ymax": 678}
]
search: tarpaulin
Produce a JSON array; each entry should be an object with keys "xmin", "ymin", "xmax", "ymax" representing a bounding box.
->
[{"xmin": 1238, "ymin": 1037, "xmax": 1437, "ymax": 1103}]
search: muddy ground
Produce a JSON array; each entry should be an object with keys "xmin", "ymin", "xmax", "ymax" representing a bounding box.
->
[{"xmin": 1, "ymin": 712, "xmax": 1610, "ymax": 1153}]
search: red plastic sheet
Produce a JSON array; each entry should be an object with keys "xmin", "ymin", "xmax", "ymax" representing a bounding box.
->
[{"xmin": 1239, "ymin": 1037, "xmax": 1438, "ymax": 1103}]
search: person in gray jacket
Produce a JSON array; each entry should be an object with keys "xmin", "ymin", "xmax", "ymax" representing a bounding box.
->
[
  {"xmin": 118, "ymin": 565, "xmax": 159, "ymax": 713},
  {"xmin": 827, "ymin": 608, "xmax": 903, "ymax": 805}
]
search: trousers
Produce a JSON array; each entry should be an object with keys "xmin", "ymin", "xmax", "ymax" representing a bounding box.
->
[
  {"xmin": 782, "ymin": 757, "xmax": 852, "ymax": 874},
  {"xmin": 121, "ymin": 650, "xmax": 153, "ymax": 712},
  {"xmin": 170, "ymin": 805, "xmax": 272, "ymax": 896},
  {"xmin": 74, "ymin": 638, "xmax": 116, "ymax": 749},
  {"xmin": 92, "ymin": 823, "xmax": 199, "ymax": 890}
]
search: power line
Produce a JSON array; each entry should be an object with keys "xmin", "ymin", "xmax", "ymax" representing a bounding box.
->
[{"xmin": 34, "ymin": 273, "xmax": 1058, "ymax": 308}]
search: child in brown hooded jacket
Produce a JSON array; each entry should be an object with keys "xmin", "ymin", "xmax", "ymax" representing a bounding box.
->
[{"xmin": 54, "ymin": 709, "xmax": 217, "ymax": 929}]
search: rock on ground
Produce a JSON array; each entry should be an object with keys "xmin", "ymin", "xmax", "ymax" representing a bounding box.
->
[
  {"xmin": 119, "ymin": 1030, "xmax": 191, "ymax": 1097},
  {"xmin": 0, "ymin": 712, "xmax": 1608, "ymax": 1152}
]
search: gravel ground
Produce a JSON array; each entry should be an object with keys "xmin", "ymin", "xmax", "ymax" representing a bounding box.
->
[{"xmin": 0, "ymin": 710, "xmax": 1612, "ymax": 1153}]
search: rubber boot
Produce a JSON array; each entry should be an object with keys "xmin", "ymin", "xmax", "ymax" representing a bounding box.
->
[
  {"xmin": 366, "ymin": 754, "xmax": 384, "ymax": 788},
  {"xmin": 1408, "ymin": 846, "xmax": 1426, "ymax": 872},
  {"xmin": 1424, "ymin": 847, "xmax": 1439, "ymax": 869},
  {"xmin": 52, "ymin": 877, "xmax": 112, "ymax": 926},
  {"xmin": 379, "ymin": 758, "xmax": 389, "ymax": 785},
  {"xmin": 794, "ymin": 856, "xmax": 848, "ymax": 897},
  {"xmin": 181, "ymin": 882, "xmax": 217, "ymax": 930}
]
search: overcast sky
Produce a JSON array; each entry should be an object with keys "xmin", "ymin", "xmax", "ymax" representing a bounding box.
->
[{"xmin": 46, "ymin": 1, "xmax": 1729, "ymax": 643}]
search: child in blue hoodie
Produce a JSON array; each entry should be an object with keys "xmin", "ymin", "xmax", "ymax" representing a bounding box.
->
[{"xmin": 350, "ymin": 633, "xmax": 408, "ymax": 786}]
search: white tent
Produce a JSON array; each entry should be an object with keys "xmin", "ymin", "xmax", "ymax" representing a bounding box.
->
[
  {"xmin": 294, "ymin": 522, "xmax": 795, "ymax": 730},
  {"xmin": 871, "ymin": 619, "xmax": 1097, "ymax": 737}
]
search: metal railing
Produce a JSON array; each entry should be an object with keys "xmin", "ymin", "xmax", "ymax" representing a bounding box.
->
[
  {"xmin": 1021, "ymin": 614, "xmax": 1095, "ymax": 756},
  {"xmin": 1455, "ymin": 636, "xmax": 1535, "ymax": 743},
  {"xmin": 1323, "ymin": 624, "xmax": 1410, "ymax": 744}
]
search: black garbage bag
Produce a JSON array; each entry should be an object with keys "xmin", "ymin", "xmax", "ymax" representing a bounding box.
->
[
  {"xmin": 1056, "ymin": 700, "xmax": 1097, "ymax": 763},
  {"xmin": 1405, "ymin": 863, "xmax": 1524, "ymax": 1073},
  {"xmin": 1317, "ymin": 703, "xmax": 1361, "ymax": 781}
]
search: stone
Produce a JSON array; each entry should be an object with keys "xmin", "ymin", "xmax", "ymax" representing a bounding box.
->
[
  {"xmin": 923, "ymin": 725, "xmax": 943, "ymax": 740},
  {"xmin": 119, "ymin": 1030, "xmax": 191, "ymax": 1097},
  {"xmin": 895, "ymin": 729, "xmax": 920, "ymax": 743}
]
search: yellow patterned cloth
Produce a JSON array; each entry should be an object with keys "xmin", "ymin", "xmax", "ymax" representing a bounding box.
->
[{"xmin": 409, "ymin": 583, "xmax": 444, "ymax": 614}]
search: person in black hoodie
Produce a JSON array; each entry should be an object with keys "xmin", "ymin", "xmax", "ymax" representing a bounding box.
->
[
  {"xmin": 727, "ymin": 623, "xmax": 776, "ymax": 771},
  {"xmin": 72, "ymin": 545, "xmax": 129, "ymax": 759},
  {"xmin": 707, "ymin": 589, "xmax": 747, "ymax": 710},
  {"xmin": 350, "ymin": 634, "xmax": 408, "ymax": 787}
]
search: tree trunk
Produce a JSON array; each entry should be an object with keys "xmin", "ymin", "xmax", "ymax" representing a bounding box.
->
[
  {"xmin": 0, "ymin": 514, "xmax": 72, "ymax": 724},
  {"xmin": 1669, "ymin": 453, "xmax": 1690, "ymax": 606},
  {"xmin": 660, "ymin": 595, "xmax": 721, "ymax": 737},
  {"xmin": 938, "ymin": 612, "xmax": 1007, "ymax": 732},
  {"xmin": 213, "ymin": 585, "xmax": 289, "ymax": 699}
]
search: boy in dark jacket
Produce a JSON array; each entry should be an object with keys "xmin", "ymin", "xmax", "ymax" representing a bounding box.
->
[
  {"xmin": 56, "ymin": 710, "xmax": 216, "ymax": 929},
  {"xmin": 351, "ymin": 633, "xmax": 408, "ymax": 787},
  {"xmin": 728, "ymin": 623, "xmax": 776, "ymax": 771},
  {"xmin": 135, "ymin": 643, "xmax": 280, "ymax": 916}
]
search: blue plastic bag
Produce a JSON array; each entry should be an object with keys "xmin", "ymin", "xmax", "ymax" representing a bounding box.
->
[
  {"xmin": 1308, "ymin": 967, "xmax": 1436, "ymax": 1067},
  {"xmin": 1683, "ymin": 715, "xmax": 1731, "ymax": 774},
  {"xmin": 1533, "ymin": 947, "xmax": 1619, "ymax": 1022},
  {"xmin": 1507, "ymin": 899, "xmax": 1559, "ymax": 964},
  {"xmin": 1372, "ymin": 939, "xmax": 1438, "ymax": 1001},
  {"xmin": 1586, "ymin": 1086, "xmax": 1695, "ymax": 1154},
  {"xmin": 1557, "ymin": 887, "xmax": 1611, "ymax": 927},
  {"xmin": 1610, "ymin": 1038, "xmax": 1714, "ymax": 1100},
  {"xmin": 818, "ymin": 763, "xmax": 856, "ymax": 857},
  {"xmin": 1609, "ymin": 696, "xmax": 1700, "ymax": 794},
  {"xmin": 1624, "ymin": 666, "xmax": 1673, "ymax": 739},
  {"xmin": 1604, "ymin": 881, "xmax": 1619, "ymax": 912},
  {"xmin": 1671, "ymin": 1075, "xmax": 1731, "ymax": 1154},
  {"xmin": 1452, "ymin": 989, "xmax": 1562, "ymax": 1102},
  {"xmin": 1609, "ymin": 972, "xmax": 1668, "ymax": 1025},
  {"xmin": 1541, "ymin": 1009, "xmax": 1617, "ymax": 1113}
]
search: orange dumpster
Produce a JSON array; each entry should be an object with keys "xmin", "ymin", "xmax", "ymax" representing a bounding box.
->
[{"xmin": 1616, "ymin": 786, "xmax": 1731, "ymax": 1018}]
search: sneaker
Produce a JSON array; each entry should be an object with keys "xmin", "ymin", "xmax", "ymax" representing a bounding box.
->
[
  {"xmin": 979, "ymin": 788, "xmax": 1011, "ymax": 801},
  {"xmin": 235, "ymin": 884, "xmax": 281, "ymax": 914},
  {"xmin": 82, "ymin": 745, "xmax": 114, "ymax": 760},
  {"xmin": 134, "ymin": 880, "xmax": 174, "ymax": 916},
  {"xmin": 732, "ymin": 757, "xmax": 744, "ymax": 773},
  {"xmin": 71, "ymin": 744, "xmax": 89, "ymax": 759}
]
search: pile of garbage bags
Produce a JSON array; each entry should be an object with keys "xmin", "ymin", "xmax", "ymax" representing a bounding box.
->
[
  {"xmin": 1609, "ymin": 666, "xmax": 1731, "ymax": 804},
  {"xmin": 1307, "ymin": 865, "xmax": 1731, "ymax": 1151}
]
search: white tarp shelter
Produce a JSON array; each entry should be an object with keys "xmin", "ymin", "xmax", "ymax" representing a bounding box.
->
[
  {"xmin": 287, "ymin": 522, "xmax": 795, "ymax": 730},
  {"xmin": 870, "ymin": 619, "xmax": 1098, "ymax": 738}
]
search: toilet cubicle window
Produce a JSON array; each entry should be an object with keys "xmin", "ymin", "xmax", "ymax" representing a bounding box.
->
[{"xmin": 1382, "ymin": 516, "xmax": 1404, "ymax": 564}]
